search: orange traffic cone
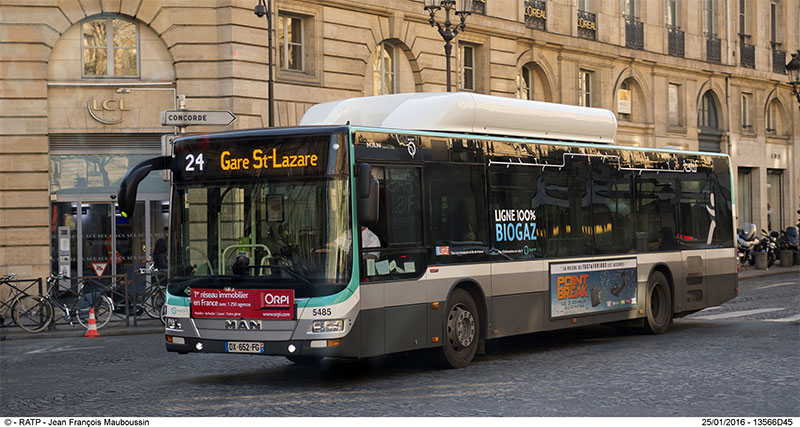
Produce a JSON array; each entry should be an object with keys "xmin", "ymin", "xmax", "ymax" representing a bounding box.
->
[{"xmin": 84, "ymin": 308, "xmax": 101, "ymax": 338}]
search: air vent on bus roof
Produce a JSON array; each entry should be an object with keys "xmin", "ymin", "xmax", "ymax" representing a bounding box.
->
[{"xmin": 299, "ymin": 92, "xmax": 617, "ymax": 144}]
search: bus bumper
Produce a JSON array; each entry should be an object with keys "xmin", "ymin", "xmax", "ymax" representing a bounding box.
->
[{"xmin": 165, "ymin": 315, "xmax": 363, "ymax": 358}]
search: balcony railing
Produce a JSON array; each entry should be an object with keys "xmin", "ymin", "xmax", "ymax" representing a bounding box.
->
[
  {"xmin": 625, "ymin": 16, "xmax": 643, "ymax": 50},
  {"xmin": 577, "ymin": 10, "xmax": 596, "ymax": 40},
  {"xmin": 706, "ymin": 34, "xmax": 721, "ymax": 63},
  {"xmin": 771, "ymin": 45, "xmax": 785, "ymax": 74},
  {"xmin": 740, "ymin": 35, "xmax": 755, "ymax": 69},
  {"xmin": 667, "ymin": 25, "xmax": 684, "ymax": 57},
  {"xmin": 524, "ymin": 0, "xmax": 547, "ymax": 31}
]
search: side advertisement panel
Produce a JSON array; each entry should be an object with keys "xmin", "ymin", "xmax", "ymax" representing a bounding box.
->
[{"xmin": 550, "ymin": 258, "xmax": 637, "ymax": 318}]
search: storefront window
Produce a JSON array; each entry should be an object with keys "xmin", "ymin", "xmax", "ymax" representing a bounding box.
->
[{"xmin": 50, "ymin": 154, "xmax": 167, "ymax": 196}]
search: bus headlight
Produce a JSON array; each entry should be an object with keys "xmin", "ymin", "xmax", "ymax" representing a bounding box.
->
[
  {"xmin": 312, "ymin": 319, "xmax": 344, "ymax": 332},
  {"xmin": 166, "ymin": 318, "xmax": 182, "ymax": 330}
]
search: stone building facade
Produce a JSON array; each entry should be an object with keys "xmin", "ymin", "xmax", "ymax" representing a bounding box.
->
[{"xmin": 0, "ymin": 0, "xmax": 797, "ymax": 280}]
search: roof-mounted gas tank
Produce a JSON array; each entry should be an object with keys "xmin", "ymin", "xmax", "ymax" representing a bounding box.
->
[{"xmin": 300, "ymin": 92, "xmax": 617, "ymax": 144}]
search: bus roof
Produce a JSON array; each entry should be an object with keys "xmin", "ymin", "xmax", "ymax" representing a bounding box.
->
[{"xmin": 300, "ymin": 92, "xmax": 617, "ymax": 144}]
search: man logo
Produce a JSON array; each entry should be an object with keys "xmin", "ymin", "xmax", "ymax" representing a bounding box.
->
[{"xmin": 225, "ymin": 320, "xmax": 262, "ymax": 330}]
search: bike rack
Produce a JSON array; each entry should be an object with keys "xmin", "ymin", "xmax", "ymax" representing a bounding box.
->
[
  {"xmin": 46, "ymin": 274, "xmax": 132, "ymax": 328},
  {"xmin": 0, "ymin": 278, "xmax": 43, "ymax": 328}
]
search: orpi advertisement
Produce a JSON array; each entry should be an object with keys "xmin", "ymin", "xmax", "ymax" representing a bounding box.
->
[{"xmin": 550, "ymin": 258, "xmax": 637, "ymax": 318}]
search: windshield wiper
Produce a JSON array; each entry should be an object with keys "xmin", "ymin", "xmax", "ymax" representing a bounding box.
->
[{"xmin": 249, "ymin": 265, "xmax": 316, "ymax": 287}]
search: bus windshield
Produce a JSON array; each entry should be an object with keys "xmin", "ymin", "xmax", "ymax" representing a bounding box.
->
[{"xmin": 169, "ymin": 176, "xmax": 352, "ymax": 298}]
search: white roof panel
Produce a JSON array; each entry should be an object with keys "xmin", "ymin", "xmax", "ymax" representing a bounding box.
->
[{"xmin": 300, "ymin": 92, "xmax": 617, "ymax": 144}]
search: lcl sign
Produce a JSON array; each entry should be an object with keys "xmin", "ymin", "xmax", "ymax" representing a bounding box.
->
[{"xmin": 87, "ymin": 96, "xmax": 129, "ymax": 125}]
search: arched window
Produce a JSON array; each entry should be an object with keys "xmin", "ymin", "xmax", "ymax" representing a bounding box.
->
[
  {"xmin": 698, "ymin": 91, "xmax": 718, "ymax": 129},
  {"xmin": 82, "ymin": 16, "xmax": 138, "ymax": 77},
  {"xmin": 618, "ymin": 81, "xmax": 630, "ymax": 121},
  {"xmin": 517, "ymin": 65, "xmax": 532, "ymax": 100},
  {"xmin": 373, "ymin": 42, "xmax": 396, "ymax": 95},
  {"xmin": 766, "ymin": 99, "xmax": 781, "ymax": 134}
]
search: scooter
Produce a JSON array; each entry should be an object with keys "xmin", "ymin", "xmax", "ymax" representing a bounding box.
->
[
  {"xmin": 737, "ymin": 223, "xmax": 759, "ymax": 267},
  {"xmin": 752, "ymin": 229, "xmax": 777, "ymax": 268}
]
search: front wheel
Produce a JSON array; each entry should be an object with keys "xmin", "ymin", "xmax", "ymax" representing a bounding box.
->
[
  {"xmin": 12, "ymin": 296, "xmax": 53, "ymax": 333},
  {"xmin": 77, "ymin": 295, "xmax": 114, "ymax": 329},
  {"xmin": 643, "ymin": 271, "xmax": 672, "ymax": 335},
  {"xmin": 433, "ymin": 288, "xmax": 480, "ymax": 369}
]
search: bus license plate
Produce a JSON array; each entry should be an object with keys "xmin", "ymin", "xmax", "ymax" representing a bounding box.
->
[{"xmin": 226, "ymin": 341, "xmax": 265, "ymax": 354}]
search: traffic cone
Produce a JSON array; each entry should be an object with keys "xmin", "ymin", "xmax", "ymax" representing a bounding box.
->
[{"xmin": 84, "ymin": 308, "xmax": 101, "ymax": 338}]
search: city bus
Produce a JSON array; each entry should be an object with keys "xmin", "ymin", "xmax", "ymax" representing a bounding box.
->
[{"xmin": 118, "ymin": 93, "xmax": 737, "ymax": 368}]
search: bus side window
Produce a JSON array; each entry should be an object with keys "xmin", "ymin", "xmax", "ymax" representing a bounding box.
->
[
  {"xmin": 425, "ymin": 163, "xmax": 488, "ymax": 263},
  {"xmin": 635, "ymin": 175, "xmax": 679, "ymax": 251},
  {"xmin": 591, "ymin": 160, "xmax": 634, "ymax": 255}
]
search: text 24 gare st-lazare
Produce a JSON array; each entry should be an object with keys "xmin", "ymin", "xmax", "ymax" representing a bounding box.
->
[{"xmin": 220, "ymin": 148, "xmax": 318, "ymax": 170}]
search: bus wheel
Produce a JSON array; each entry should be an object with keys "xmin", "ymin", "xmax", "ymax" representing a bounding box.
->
[
  {"xmin": 434, "ymin": 288, "xmax": 479, "ymax": 369},
  {"xmin": 643, "ymin": 271, "xmax": 672, "ymax": 335},
  {"xmin": 286, "ymin": 355, "xmax": 321, "ymax": 366}
]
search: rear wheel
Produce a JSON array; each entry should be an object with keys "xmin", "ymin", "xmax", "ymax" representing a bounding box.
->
[
  {"xmin": 643, "ymin": 271, "xmax": 672, "ymax": 335},
  {"xmin": 12, "ymin": 296, "xmax": 53, "ymax": 333},
  {"xmin": 433, "ymin": 288, "xmax": 480, "ymax": 369}
]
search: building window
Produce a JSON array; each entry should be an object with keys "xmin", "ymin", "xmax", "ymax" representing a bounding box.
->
[
  {"xmin": 737, "ymin": 168, "xmax": 753, "ymax": 226},
  {"xmin": 703, "ymin": 0, "xmax": 714, "ymax": 34},
  {"xmin": 767, "ymin": 170, "xmax": 783, "ymax": 231},
  {"xmin": 741, "ymin": 93, "xmax": 752, "ymax": 130},
  {"xmin": 698, "ymin": 91, "xmax": 718, "ymax": 130},
  {"xmin": 278, "ymin": 14, "xmax": 304, "ymax": 71},
  {"xmin": 472, "ymin": 0, "xmax": 486, "ymax": 15},
  {"xmin": 461, "ymin": 44, "xmax": 475, "ymax": 91},
  {"xmin": 618, "ymin": 81, "xmax": 630, "ymax": 121},
  {"xmin": 517, "ymin": 65, "xmax": 532, "ymax": 100},
  {"xmin": 738, "ymin": 0, "xmax": 748, "ymax": 35},
  {"xmin": 668, "ymin": 84, "xmax": 682, "ymax": 127},
  {"xmin": 766, "ymin": 99, "xmax": 780, "ymax": 134},
  {"xmin": 579, "ymin": 69, "xmax": 592, "ymax": 107},
  {"xmin": 81, "ymin": 16, "xmax": 138, "ymax": 77},
  {"xmin": 373, "ymin": 42, "xmax": 396, "ymax": 95},
  {"xmin": 623, "ymin": 0, "xmax": 636, "ymax": 17},
  {"xmin": 665, "ymin": 0, "xmax": 678, "ymax": 26},
  {"xmin": 770, "ymin": 2, "xmax": 778, "ymax": 44}
]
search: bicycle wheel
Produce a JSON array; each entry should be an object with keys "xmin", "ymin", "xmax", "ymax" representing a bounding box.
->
[
  {"xmin": 77, "ymin": 295, "xmax": 114, "ymax": 329},
  {"xmin": 12, "ymin": 296, "xmax": 53, "ymax": 333},
  {"xmin": 145, "ymin": 289, "xmax": 166, "ymax": 319}
]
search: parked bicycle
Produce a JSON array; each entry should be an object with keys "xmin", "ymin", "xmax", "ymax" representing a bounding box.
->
[
  {"xmin": 132, "ymin": 262, "xmax": 166, "ymax": 321},
  {"xmin": 12, "ymin": 273, "xmax": 114, "ymax": 333}
]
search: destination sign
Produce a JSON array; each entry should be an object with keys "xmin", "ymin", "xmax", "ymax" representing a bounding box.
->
[{"xmin": 173, "ymin": 134, "xmax": 339, "ymax": 182}]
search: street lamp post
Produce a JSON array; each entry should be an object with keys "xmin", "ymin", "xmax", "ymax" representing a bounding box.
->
[
  {"xmin": 425, "ymin": 0, "xmax": 473, "ymax": 92},
  {"xmin": 254, "ymin": 0, "xmax": 275, "ymax": 127},
  {"xmin": 786, "ymin": 50, "xmax": 800, "ymax": 111}
]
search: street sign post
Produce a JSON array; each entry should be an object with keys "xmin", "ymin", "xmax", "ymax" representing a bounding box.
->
[{"xmin": 160, "ymin": 110, "xmax": 237, "ymax": 127}]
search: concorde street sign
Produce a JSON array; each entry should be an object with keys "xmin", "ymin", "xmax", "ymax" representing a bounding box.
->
[{"xmin": 161, "ymin": 109, "xmax": 237, "ymax": 127}]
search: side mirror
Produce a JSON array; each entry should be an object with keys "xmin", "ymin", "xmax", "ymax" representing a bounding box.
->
[
  {"xmin": 356, "ymin": 163, "xmax": 379, "ymax": 227},
  {"xmin": 118, "ymin": 156, "xmax": 174, "ymax": 218}
]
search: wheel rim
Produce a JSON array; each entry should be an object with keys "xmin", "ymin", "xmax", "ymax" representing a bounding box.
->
[{"xmin": 447, "ymin": 303, "xmax": 475, "ymax": 350}]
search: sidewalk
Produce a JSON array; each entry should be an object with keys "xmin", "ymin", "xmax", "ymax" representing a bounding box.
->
[
  {"xmin": 738, "ymin": 264, "xmax": 800, "ymax": 280},
  {"xmin": 0, "ymin": 318, "xmax": 164, "ymax": 342}
]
